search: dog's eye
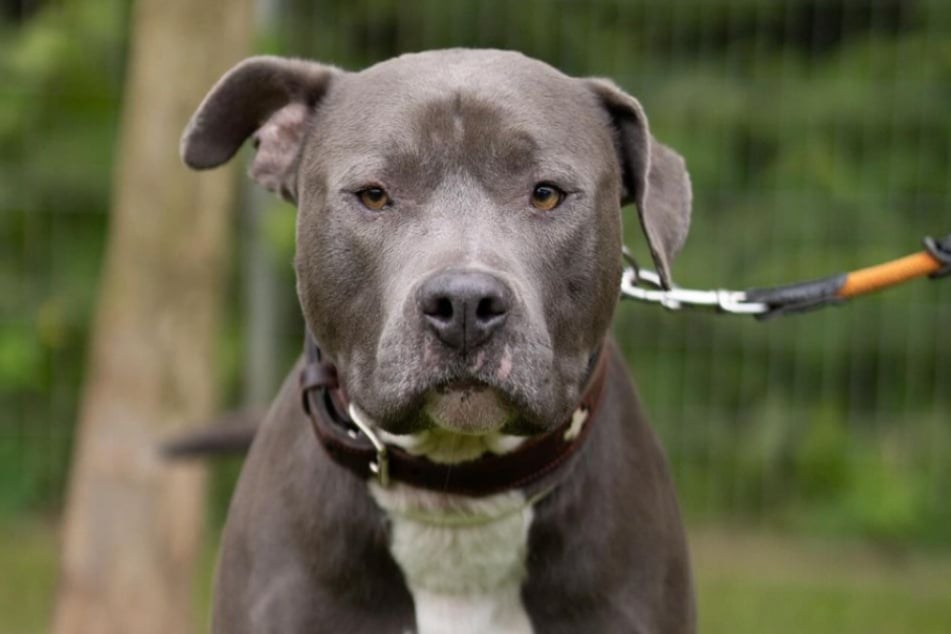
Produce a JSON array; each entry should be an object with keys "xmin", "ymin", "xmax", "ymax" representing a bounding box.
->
[
  {"xmin": 530, "ymin": 184, "xmax": 565, "ymax": 211},
  {"xmin": 357, "ymin": 187, "xmax": 391, "ymax": 211}
]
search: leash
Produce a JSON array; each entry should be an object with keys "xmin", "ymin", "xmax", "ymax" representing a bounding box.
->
[{"xmin": 621, "ymin": 233, "xmax": 951, "ymax": 319}]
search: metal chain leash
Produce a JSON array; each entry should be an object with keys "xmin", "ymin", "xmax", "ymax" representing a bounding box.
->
[{"xmin": 620, "ymin": 234, "xmax": 951, "ymax": 320}]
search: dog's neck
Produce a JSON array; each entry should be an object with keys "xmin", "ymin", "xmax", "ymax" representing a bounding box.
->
[
  {"xmin": 369, "ymin": 480, "xmax": 538, "ymax": 634},
  {"xmin": 366, "ymin": 408, "xmax": 575, "ymax": 634}
]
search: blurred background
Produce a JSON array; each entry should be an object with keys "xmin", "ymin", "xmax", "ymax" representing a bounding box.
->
[{"xmin": 2, "ymin": 0, "xmax": 950, "ymax": 632}]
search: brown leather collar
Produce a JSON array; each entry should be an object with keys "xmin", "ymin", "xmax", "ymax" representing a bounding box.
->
[{"xmin": 300, "ymin": 332, "xmax": 609, "ymax": 497}]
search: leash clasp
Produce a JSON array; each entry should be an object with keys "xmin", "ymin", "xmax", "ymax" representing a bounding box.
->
[
  {"xmin": 621, "ymin": 248, "xmax": 768, "ymax": 315},
  {"xmin": 924, "ymin": 234, "xmax": 951, "ymax": 278},
  {"xmin": 348, "ymin": 404, "xmax": 390, "ymax": 487}
]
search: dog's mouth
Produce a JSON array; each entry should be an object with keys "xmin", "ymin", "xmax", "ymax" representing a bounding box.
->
[{"xmin": 432, "ymin": 378, "xmax": 491, "ymax": 394}]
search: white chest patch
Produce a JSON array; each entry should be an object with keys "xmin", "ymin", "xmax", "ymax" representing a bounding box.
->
[{"xmin": 369, "ymin": 483, "xmax": 535, "ymax": 634}]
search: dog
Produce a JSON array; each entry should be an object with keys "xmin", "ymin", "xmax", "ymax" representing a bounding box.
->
[{"xmin": 181, "ymin": 49, "xmax": 695, "ymax": 633}]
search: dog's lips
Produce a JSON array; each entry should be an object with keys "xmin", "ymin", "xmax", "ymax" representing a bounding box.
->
[{"xmin": 433, "ymin": 377, "xmax": 490, "ymax": 393}]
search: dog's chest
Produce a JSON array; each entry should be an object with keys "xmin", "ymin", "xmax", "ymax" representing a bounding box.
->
[{"xmin": 369, "ymin": 484, "xmax": 535, "ymax": 634}]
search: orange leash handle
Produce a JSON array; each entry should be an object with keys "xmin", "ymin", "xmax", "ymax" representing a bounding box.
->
[{"xmin": 837, "ymin": 251, "xmax": 944, "ymax": 298}]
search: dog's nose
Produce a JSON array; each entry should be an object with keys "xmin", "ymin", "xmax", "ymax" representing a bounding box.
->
[{"xmin": 417, "ymin": 270, "xmax": 512, "ymax": 351}]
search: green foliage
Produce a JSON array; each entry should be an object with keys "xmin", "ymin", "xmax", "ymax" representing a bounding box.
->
[
  {"xmin": 0, "ymin": 0, "xmax": 128, "ymax": 513},
  {"xmin": 3, "ymin": 0, "xmax": 950, "ymax": 547}
]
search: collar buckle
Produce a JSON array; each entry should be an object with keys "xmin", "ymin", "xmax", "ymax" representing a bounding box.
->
[{"xmin": 347, "ymin": 404, "xmax": 390, "ymax": 487}]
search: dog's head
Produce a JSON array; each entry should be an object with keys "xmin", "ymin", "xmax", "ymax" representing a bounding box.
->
[{"xmin": 182, "ymin": 50, "xmax": 691, "ymax": 438}]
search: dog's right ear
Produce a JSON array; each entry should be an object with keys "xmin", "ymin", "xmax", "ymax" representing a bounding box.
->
[{"xmin": 181, "ymin": 56, "xmax": 340, "ymax": 203}]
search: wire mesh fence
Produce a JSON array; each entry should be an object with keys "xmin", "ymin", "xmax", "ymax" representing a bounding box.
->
[
  {"xmin": 2, "ymin": 0, "xmax": 950, "ymax": 546},
  {"xmin": 1, "ymin": 0, "xmax": 127, "ymax": 516}
]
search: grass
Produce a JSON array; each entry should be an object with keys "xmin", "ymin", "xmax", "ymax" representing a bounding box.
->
[
  {"xmin": 2, "ymin": 518, "xmax": 950, "ymax": 634},
  {"xmin": 0, "ymin": 518, "xmax": 58, "ymax": 634},
  {"xmin": 693, "ymin": 527, "xmax": 951, "ymax": 633}
]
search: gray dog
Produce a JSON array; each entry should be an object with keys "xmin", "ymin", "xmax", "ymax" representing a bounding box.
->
[{"xmin": 182, "ymin": 49, "xmax": 694, "ymax": 633}]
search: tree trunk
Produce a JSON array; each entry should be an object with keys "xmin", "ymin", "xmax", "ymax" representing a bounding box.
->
[{"xmin": 52, "ymin": 1, "xmax": 252, "ymax": 632}]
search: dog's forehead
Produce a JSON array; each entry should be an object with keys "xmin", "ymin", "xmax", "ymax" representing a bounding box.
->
[
  {"xmin": 356, "ymin": 49, "xmax": 572, "ymax": 95},
  {"xmin": 319, "ymin": 49, "xmax": 609, "ymax": 160}
]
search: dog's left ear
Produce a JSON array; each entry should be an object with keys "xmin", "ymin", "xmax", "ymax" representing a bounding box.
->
[{"xmin": 585, "ymin": 78, "xmax": 692, "ymax": 289}]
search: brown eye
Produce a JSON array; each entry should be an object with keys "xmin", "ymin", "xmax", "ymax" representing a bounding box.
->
[
  {"xmin": 358, "ymin": 187, "xmax": 391, "ymax": 211},
  {"xmin": 530, "ymin": 183, "xmax": 565, "ymax": 211}
]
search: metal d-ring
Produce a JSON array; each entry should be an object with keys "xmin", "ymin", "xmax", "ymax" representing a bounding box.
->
[{"xmin": 347, "ymin": 403, "xmax": 390, "ymax": 487}]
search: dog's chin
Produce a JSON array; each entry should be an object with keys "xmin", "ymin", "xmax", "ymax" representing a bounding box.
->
[
  {"xmin": 368, "ymin": 386, "xmax": 528, "ymax": 465},
  {"xmin": 422, "ymin": 386, "xmax": 513, "ymax": 435}
]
